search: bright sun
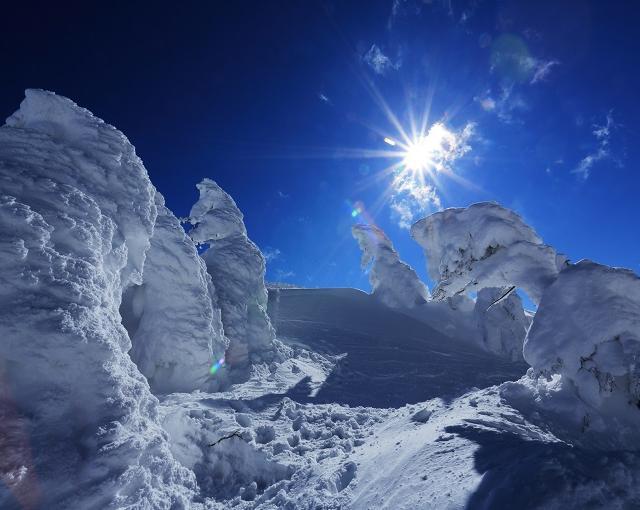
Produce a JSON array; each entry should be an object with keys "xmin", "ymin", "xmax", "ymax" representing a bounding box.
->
[{"xmin": 401, "ymin": 123, "xmax": 456, "ymax": 174}]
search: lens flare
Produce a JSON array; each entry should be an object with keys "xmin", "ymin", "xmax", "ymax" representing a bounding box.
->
[{"xmin": 209, "ymin": 356, "xmax": 226, "ymax": 375}]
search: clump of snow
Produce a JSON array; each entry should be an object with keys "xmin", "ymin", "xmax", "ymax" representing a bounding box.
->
[
  {"xmin": 352, "ymin": 222, "xmax": 430, "ymax": 309},
  {"xmin": 523, "ymin": 260, "xmax": 640, "ymax": 419},
  {"xmin": 188, "ymin": 179, "xmax": 278, "ymax": 379},
  {"xmin": 474, "ymin": 287, "xmax": 529, "ymax": 361},
  {"xmin": 123, "ymin": 193, "xmax": 227, "ymax": 394},
  {"xmin": 0, "ymin": 90, "xmax": 196, "ymax": 508},
  {"xmin": 411, "ymin": 202, "xmax": 567, "ymax": 303}
]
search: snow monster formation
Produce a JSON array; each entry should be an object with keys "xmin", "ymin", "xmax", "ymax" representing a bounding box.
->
[
  {"xmin": 413, "ymin": 202, "xmax": 640, "ymax": 434},
  {"xmin": 122, "ymin": 193, "xmax": 227, "ymax": 394},
  {"xmin": 187, "ymin": 178, "xmax": 277, "ymax": 380},
  {"xmin": 411, "ymin": 202, "xmax": 567, "ymax": 304},
  {"xmin": 351, "ymin": 222, "xmax": 430, "ymax": 309},
  {"xmin": 0, "ymin": 90, "xmax": 201, "ymax": 507},
  {"xmin": 524, "ymin": 261, "xmax": 640, "ymax": 414}
]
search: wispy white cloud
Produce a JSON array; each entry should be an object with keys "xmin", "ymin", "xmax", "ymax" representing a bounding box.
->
[
  {"xmin": 276, "ymin": 190, "xmax": 290, "ymax": 199},
  {"xmin": 276, "ymin": 269, "xmax": 295, "ymax": 280},
  {"xmin": 530, "ymin": 59, "xmax": 560, "ymax": 84},
  {"xmin": 572, "ymin": 111, "xmax": 620, "ymax": 180},
  {"xmin": 262, "ymin": 247, "xmax": 281, "ymax": 263},
  {"xmin": 475, "ymin": 85, "xmax": 528, "ymax": 123},
  {"xmin": 363, "ymin": 44, "xmax": 401, "ymax": 75}
]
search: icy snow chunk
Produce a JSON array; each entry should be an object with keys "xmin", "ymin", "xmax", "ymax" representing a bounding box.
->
[
  {"xmin": 0, "ymin": 90, "xmax": 195, "ymax": 508},
  {"xmin": 411, "ymin": 202, "xmax": 566, "ymax": 303},
  {"xmin": 188, "ymin": 179, "xmax": 278, "ymax": 378},
  {"xmin": 124, "ymin": 193, "xmax": 228, "ymax": 394},
  {"xmin": 524, "ymin": 260, "xmax": 640, "ymax": 410},
  {"xmin": 474, "ymin": 287, "xmax": 529, "ymax": 361},
  {"xmin": 412, "ymin": 408, "xmax": 433, "ymax": 423},
  {"xmin": 352, "ymin": 222, "xmax": 430, "ymax": 309}
]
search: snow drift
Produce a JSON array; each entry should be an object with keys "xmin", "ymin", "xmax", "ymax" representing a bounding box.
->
[{"xmin": 351, "ymin": 222, "xmax": 430, "ymax": 309}]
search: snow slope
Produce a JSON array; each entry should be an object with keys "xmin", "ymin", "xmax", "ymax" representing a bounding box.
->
[{"xmin": 271, "ymin": 287, "xmax": 527, "ymax": 407}]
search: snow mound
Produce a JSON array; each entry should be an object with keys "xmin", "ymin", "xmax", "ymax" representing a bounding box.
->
[
  {"xmin": 352, "ymin": 223, "xmax": 430, "ymax": 309},
  {"xmin": 0, "ymin": 90, "xmax": 196, "ymax": 508},
  {"xmin": 524, "ymin": 260, "xmax": 640, "ymax": 415},
  {"xmin": 188, "ymin": 179, "xmax": 278, "ymax": 380},
  {"xmin": 411, "ymin": 202, "xmax": 567, "ymax": 303},
  {"xmin": 122, "ymin": 193, "xmax": 227, "ymax": 394}
]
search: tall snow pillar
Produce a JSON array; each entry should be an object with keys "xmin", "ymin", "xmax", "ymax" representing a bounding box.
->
[{"xmin": 188, "ymin": 179, "xmax": 277, "ymax": 380}]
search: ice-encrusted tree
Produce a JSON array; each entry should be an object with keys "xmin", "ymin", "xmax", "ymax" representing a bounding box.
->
[
  {"xmin": 187, "ymin": 179, "xmax": 277, "ymax": 379},
  {"xmin": 413, "ymin": 202, "xmax": 640, "ymax": 422},
  {"xmin": 123, "ymin": 193, "xmax": 228, "ymax": 394},
  {"xmin": 352, "ymin": 222, "xmax": 430, "ymax": 309},
  {"xmin": 474, "ymin": 287, "xmax": 530, "ymax": 361},
  {"xmin": 0, "ymin": 90, "xmax": 198, "ymax": 508},
  {"xmin": 524, "ymin": 261, "xmax": 640, "ymax": 412},
  {"xmin": 411, "ymin": 202, "xmax": 567, "ymax": 304}
]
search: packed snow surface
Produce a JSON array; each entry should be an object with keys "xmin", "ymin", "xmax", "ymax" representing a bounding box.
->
[{"xmin": 2, "ymin": 90, "xmax": 640, "ymax": 510}]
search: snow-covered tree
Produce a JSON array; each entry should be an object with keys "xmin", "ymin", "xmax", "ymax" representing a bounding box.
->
[
  {"xmin": 188, "ymin": 179, "xmax": 277, "ymax": 379},
  {"xmin": 0, "ymin": 89, "xmax": 196, "ymax": 507},
  {"xmin": 352, "ymin": 222, "xmax": 430, "ymax": 309},
  {"xmin": 411, "ymin": 202, "xmax": 567, "ymax": 304}
]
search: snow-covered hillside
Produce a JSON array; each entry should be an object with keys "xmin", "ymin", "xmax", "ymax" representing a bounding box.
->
[{"xmin": 2, "ymin": 90, "xmax": 640, "ymax": 510}]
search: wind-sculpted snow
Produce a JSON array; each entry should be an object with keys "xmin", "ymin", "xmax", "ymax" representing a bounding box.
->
[
  {"xmin": 188, "ymin": 179, "xmax": 277, "ymax": 380},
  {"xmin": 123, "ymin": 194, "xmax": 227, "ymax": 394},
  {"xmin": 411, "ymin": 202, "xmax": 567, "ymax": 303},
  {"xmin": 523, "ymin": 261, "xmax": 640, "ymax": 421},
  {"xmin": 352, "ymin": 223, "xmax": 430, "ymax": 309},
  {"xmin": 474, "ymin": 287, "xmax": 530, "ymax": 361},
  {"xmin": 0, "ymin": 90, "xmax": 197, "ymax": 508}
]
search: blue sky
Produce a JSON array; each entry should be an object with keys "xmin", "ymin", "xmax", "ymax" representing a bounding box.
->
[{"xmin": 2, "ymin": 1, "xmax": 638, "ymax": 293}]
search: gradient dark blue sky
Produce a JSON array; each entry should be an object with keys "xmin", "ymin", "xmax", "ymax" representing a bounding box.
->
[{"xmin": 2, "ymin": 1, "xmax": 638, "ymax": 292}]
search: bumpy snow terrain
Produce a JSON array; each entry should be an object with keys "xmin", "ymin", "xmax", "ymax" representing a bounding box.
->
[{"xmin": 2, "ymin": 90, "xmax": 640, "ymax": 510}]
